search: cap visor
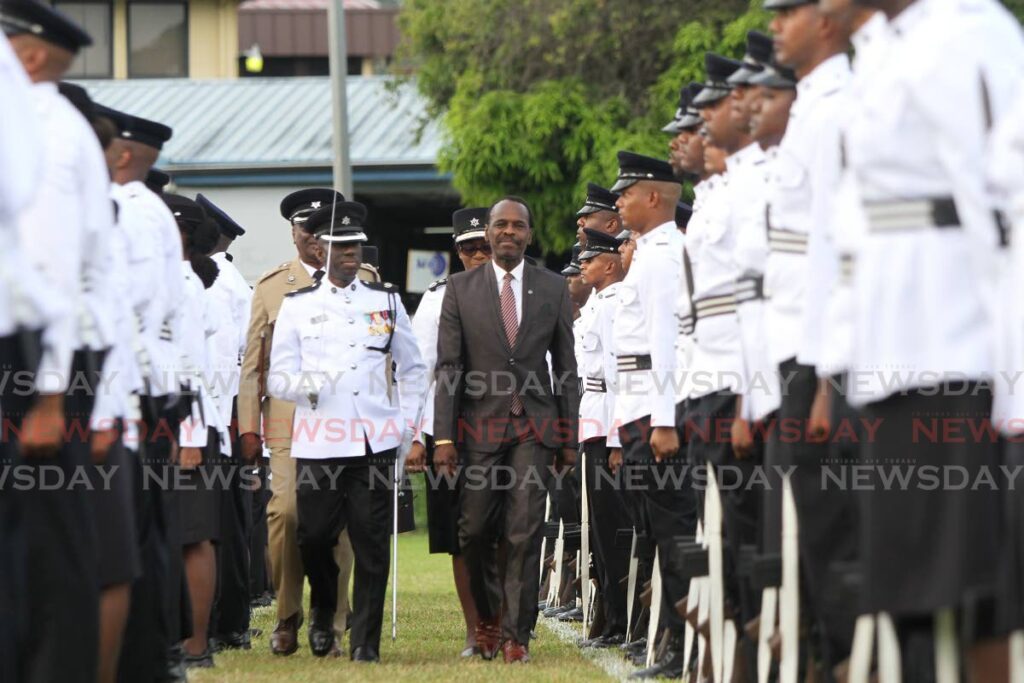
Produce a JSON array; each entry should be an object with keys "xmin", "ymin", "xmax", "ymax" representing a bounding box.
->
[
  {"xmin": 749, "ymin": 71, "xmax": 795, "ymax": 88},
  {"xmin": 454, "ymin": 230, "xmax": 487, "ymax": 243},
  {"xmin": 661, "ymin": 119, "xmax": 683, "ymax": 134},
  {"xmin": 577, "ymin": 249, "xmax": 603, "ymax": 261},
  {"xmin": 677, "ymin": 113, "xmax": 704, "ymax": 130},
  {"xmin": 692, "ymin": 88, "xmax": 730, "ymax": 107},
  {"xmin": 560, "ymin": 266, "xmax": 581, "ymax": 276},
  {"xmin": 575, "ymin": 205, "xmax": 600, "ymax": 217},
  {"xmin": 317, "ymin": 232, "xmax": 368, "ymax": 243},
  {"xmin": 610, "ymin": 177, "xmax": 638, "ymax": 193},
  {"xmin": 727, "ymin": 66, "xmax": 761, "ymax": 85}
]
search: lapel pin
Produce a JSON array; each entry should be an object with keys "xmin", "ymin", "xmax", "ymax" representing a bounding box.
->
[{"xmin": 527, "ymin": 289, "xmax": 534, "ymax": 295}]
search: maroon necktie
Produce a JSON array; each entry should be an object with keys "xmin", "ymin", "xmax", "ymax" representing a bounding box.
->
[{"xmin": 500, "ymin": 273, "xmax": 525, "ymax": 415}]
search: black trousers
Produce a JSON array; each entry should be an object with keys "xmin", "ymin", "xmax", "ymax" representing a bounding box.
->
[
  {"xmin": 583, "ymin": 439, "xmax": 631, "ymax": 635},
  {"xmin": 296, "ymin": 453, "xmax": 393, "ymax": 652},
  {"xmin": 249, "ymin": 461, "xmax": 271, "ymax": 599},
  {"xmin": 212, "ymin": 459, "xmax": 253, "ymax": 637},
  {"xmin": 774, "ymin": 359, "xmax": 857, "ymax": 672},
  {"xmin": 0, "ymin": 328, "xmax": 42, "ymax": 683},
  {"xmin": 459, "ymin": 419, "xmax": 553, "ymax": 644},
  {"xmin": 17, "ymin": 348, "xmax": 103, "ymax": 683},
  {"xmin": 620, "ymin": 415, "xmax": 698, "ymax": 638}
]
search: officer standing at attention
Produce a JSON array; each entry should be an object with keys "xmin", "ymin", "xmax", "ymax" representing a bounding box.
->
[
  {"xmin": 195, "ymin": 193, "xmax": 256, "ymax": 651},
  {"xmin": 763, "ymin": 0, "xmax": 858, "ymax": 676},
  {"xmin": 610, "ymin": 151, "xmax": 693, "ymax": 679},
  {"xmin": 576, "ymin": 229, "xmax": 631, "ymax": 650},
  {"xmin": 406, "ymin": 207, "xmax": 490, "ymax": 657},
  {"xmin": 575, "ymin": 182, "xmax": 623, "ymax": 246},
  {"xmin": 845, "ymin": 0, "xmax": 1024, "ymax": 678},
  {"xmin": 269, "ymin": 201, "xmax": 426, "ymax": 662},
  {"xmin": 2, "ymin": 2, "xmax": 118, "ymax": 680},
  {"xmin": 237, "ymin": 189, "xmax": 379, "ymax": 655}
]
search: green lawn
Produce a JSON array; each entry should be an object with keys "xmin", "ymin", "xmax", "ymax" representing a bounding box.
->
[{"xmin": 191, "ymin": 478, "xmax": 611, "ymax": 682}]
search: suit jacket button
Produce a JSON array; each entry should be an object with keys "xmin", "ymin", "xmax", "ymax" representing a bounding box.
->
[{"xmin": 509, "ymin": 358, "xmax": 516, "ymax": 365}]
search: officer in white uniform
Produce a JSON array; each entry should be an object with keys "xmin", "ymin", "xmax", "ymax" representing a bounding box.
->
[
  {"xmin": 94, "ymin": 103, "xmax": 189, "ymax": 682},
  {"xmin": 845, "ymin": 0, "xmax": 1024, "ymax": 676},
  {"xmin": 1, "ymin": 3, "xmax": 115, "ymax": 679},
  {"xmin": 196, "ymin": 193, "xmax": 256, "ymax": 650},
  {"xmin": 270, "ymin": 201, "xmax": 426, "ymax": 662},
  {"xmin": 576, "ymin": 228, "xmax": 631, "ymax": 648},
  {"xmin": 610, "ymin": 151, "xmax": 693, "ymax": 679}
]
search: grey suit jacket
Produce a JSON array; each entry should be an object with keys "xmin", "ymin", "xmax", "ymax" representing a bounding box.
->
[{"xmin": 433, "ymin": 260, "xmax": 580, "ymax": 453}]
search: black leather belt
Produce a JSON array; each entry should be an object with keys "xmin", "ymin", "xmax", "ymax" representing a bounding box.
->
[
  {"xmin": 616, "ymin": 354, "xmax": 652, "ymax": 372},
  {"xmin": 865, "ymin": 197, "xmax": 960, "ymax": 233},
  {"xmin": 583, "ymin": 377, "xmax": 607, "ymax": 393},
  {"xmin": 734, "ymin": 274, "xmax": 764, "ymax": 304},
  {"xmin": 768, "ymin": 227, "xmax": 808, "ymax": 254}
]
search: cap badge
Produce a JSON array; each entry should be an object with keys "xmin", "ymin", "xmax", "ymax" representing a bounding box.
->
[
  {"xmin": 311, "ymin": 201, "xmax": 321, "ymax": 209},
  {"xmin": 470, "ymin": 218, "xmax": 480, "ymax": 227},
  {"xmin": 342, "ymin": 216, "xmax": 351, "ymax": 225}
]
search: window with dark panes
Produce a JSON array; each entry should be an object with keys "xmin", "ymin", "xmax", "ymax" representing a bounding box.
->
[
  {"xmin": 128, "ymin": 1, "xmax": 187, "ymax": 78},
  {"xmin": 53, "ymin": 1, "xmax": 112, "ymax": 78}
]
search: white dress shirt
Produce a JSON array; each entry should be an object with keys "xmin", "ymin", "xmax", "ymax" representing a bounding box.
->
[
  {"xmin": 613, "ymin": 221, "xmax": 682, "ymax": 428},
  {"xmin": 764, "ymin": 54, "xmax": 852, "ymax": 368},
  {"xmin": 491, "ymin": 259, "xmax": 525, "ymax": 324},
  {"xmin": 845, "ymin": 0, "xmax": 1024, "ymax": 405},
  {"xmin": 208, "ymin": 252, "xmax": 253, "ymax": 420}
]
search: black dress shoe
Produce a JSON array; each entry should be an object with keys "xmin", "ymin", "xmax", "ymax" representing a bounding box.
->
[
  {"xmin": 308, "ymin": 608, "xmax": 336, "ymax": 657},
  {"xmin": 210, "ymin": 629, "xmax": 252, "ymax": 652},
  {"xmin": 182, "ymin": 649, "xmax": 215, "ymax": 669},
  {"xmin": 628, "ymin": 649, "xmax": 685, "ymax": 679},
  {"xmin": 582, "ymin": 633, "xmax": 626, "ymax": 649},
  {"xmin": 158, "ymin": 645, "xmax": 187, "ymax": 682},
  {"xmin": 543, "ymin": 604, "xmax": 572, "ymax": 618},
  {"xmin": 351, "ymin": 645, "xmax": 380, "ymax": 663},
  {"xmin": 250, "ymin": 591, "xmax": 274, "ymax": 608},
  {"xmin": 558, "ymin": 607, "xmax": 584, "ymax": 622}
]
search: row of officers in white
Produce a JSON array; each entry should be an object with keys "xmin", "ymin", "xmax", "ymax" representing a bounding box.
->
[{"xmin": 3, "ymin": 0, "xmax": 1024, "ymax": 682}]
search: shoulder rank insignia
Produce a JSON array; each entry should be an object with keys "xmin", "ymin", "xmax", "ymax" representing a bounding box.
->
[
  {"xmin": 427, "ymin": 277, "xmax": 448, "ymax": 292},
  {"xmin": 258, "ymin": 261, "xmax": 291, "ymax": 284},
  {"xmin": 363, "ymin": 281, "xmax": 396, "ymax": 292},
  {"xmin": 285, "ymin": 280, "xmax": 321, "ymax": 297}
]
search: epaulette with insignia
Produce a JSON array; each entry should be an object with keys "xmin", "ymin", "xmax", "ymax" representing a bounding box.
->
[
  {"xmin": 258, "ymin": 261, "xmax": 291, "ymax": 284},
  {"xmin": 427, "ymin": 277, "xmax": 448, "ymax": 292},
  {"xmin": 285, "ymin": 280, "xmax": 321, "ymax": 297},
  {"xmin": 363, "ymin": 281, "xmax": 397, "ymax": 292}
]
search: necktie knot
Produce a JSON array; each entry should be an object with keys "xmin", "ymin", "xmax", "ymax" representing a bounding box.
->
[
  {"xmin": 504, "ymin": 272, "xmax": 513, "ymax": 283},
  {"xmin": 313, "ymin": 269, "xmax": 325, "ymax": 282}
]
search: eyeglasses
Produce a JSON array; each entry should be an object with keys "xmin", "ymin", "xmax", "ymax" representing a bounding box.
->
[{"xmin": 457, "ymin": 242, "xmax": 492, "ymax": 256}]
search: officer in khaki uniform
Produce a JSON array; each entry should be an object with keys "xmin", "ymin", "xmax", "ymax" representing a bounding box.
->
[{"xmin": 237, "ymin": 189, "xmax": 380, "ymax": 655}]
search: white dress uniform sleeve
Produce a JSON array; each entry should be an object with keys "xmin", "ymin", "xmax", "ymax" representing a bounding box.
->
[
  {"xmin": 389, "ymin": 298, "xmax": 428, "ymax": 435},
  {"xmin": 601, "ymin": 289, "xmax": 623, "ymax": 448},
  {"xmin": 267, "ymin": 293, "xmax": 314, "ymax": 407},
  {"xmin": 640, "ymin": 227, "xmax": 682, "ymax": 427},
  {"xmin": 177, "ymin": 267, "xmax": 209, "ymax": 449},
  {"xmin": 0, "ymin": 36, "xmax": 40, "ymax": 223},
  {"xmin": 19, "ymin": 87, "xmax": 85, "ymax": 394},
  {"xmin": 411, "ymin": 285, "xmax": 444, "ymax": 440}
]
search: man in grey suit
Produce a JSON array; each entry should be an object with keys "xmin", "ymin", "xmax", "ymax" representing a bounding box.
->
[{"xmin": 433, "ymin": 197, "xmax": 580, "ymax": 663}]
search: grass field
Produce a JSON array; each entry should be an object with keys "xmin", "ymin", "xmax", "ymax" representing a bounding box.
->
[{"xmin": 191, "ymin": 477, "xmax": 612, "ymax": 682}]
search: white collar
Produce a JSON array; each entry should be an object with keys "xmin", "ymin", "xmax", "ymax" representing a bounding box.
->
[
  {"xmin": 636, "ymin": 221, "xmax": 676, "ymax": 246},
  {"xmin": 797, "ymin": 53, "xmax": 851, "ymax": 99},
  {"xmin": 492, "ymin": 258, "xmax": 525, "ymax": 282},
  {"xmin": 852, "ymin": 11, "xmax": 887, "ymax": 54},
  {"xmin": 727, "ymin": 142, "xmax": 764, "ymax": 171},
  {"xmin": 299, "ymin": 260, "xmax": 320, "ymax": 278}
]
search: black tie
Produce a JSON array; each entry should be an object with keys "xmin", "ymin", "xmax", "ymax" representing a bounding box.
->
[{"xmin": 313, "ymin": 269, "xmax": 325, "ymax": 282}]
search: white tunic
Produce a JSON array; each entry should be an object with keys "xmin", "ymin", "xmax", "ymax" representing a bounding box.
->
[
  {"xmin": 269, "ymin": 279, "xmax": 427, "ymax": 459},
  {"xmin": 410, "ymin": 279, "xmax": 446, "ymax": 439},
  {"xmin": 17, "ymin": 82, "xmax": 117, "ymax": 394},
  {"xmin": 613, "ymin": 221, "xmax": 682, "ymax": 428},
  {"xmin": 764, "ymin": 54, "xmax": 852, "ymax": 368},
  {"xmin": 845, "ymin": 0, "xmax": 1024, "ymax": 405},
  {"xmin": 578, "ymin": 284, "xmax": 620, "ymax": 446},
  {"xmin": 207, "ymin": 252, "xmax": 252, "ymax": 422},
  {"xmin": 732, "ymin": 148, "xmax": 781, "ymax": 421}
]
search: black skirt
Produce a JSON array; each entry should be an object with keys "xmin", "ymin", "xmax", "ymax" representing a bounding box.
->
[
  {"xmin": 91, "ymin": 436, "xmax": 142, "ymax": 588},
  {"xmin": 179, "ymin": 429, "xmax": 222, "ymax": 546},
  {"xmin": 859, "ymin": 384, "xmax": 1001, "ymax": 616},
  {"xmin": 997, "ymin": 438, "xmax": 1024, "ymax": 632},
  {"xmin": 424, "ymin": 435, "xmax": 461, "ymax": 555}
]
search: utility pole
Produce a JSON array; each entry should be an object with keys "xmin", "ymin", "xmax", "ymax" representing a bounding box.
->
[{"xmin": 328, "ymin": 0, "xmax": 353, "ymax": 197}]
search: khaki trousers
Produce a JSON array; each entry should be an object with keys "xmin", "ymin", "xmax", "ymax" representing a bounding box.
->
[{"xmin": 267, "ymin": 445, "xmax": 353, "ymax": 637}]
